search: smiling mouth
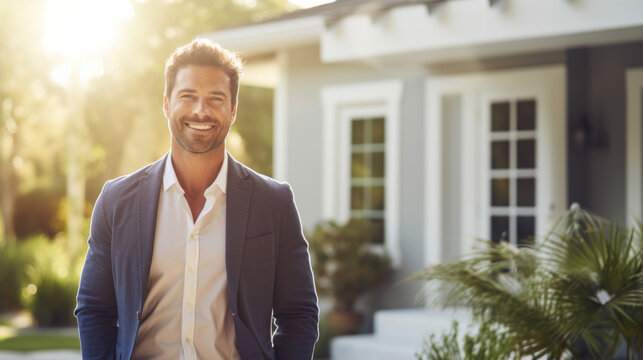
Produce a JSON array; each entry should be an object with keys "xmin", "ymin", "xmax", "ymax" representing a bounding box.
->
[{"xmin": 186, "ymin": 123, "xmax": 215, "ymax": 130}]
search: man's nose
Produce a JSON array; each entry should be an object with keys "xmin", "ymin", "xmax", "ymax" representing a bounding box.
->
[{"xmin": 192, "ymin": 99, "xmax": 211, "ymax": 117}]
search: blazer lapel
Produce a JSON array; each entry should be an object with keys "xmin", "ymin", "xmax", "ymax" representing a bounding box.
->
[
  {"xmin": 137, "ymin": 154, "xmax": 166, "ymax": 306},
  {"xmin": 225, "ymin": 154, "xmax": 252, "ymax": 311}
]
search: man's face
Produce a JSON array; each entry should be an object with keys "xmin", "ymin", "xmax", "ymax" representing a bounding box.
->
[{"xmin": 164, "ymin": 65, "xmax": 237, "ymax": 155}]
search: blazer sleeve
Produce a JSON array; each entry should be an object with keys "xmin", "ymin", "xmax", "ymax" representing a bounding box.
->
[
  {"xmin": 272, "ymin": 185, "xmax": 319, "ymax": 360},
  {"xmin": 75, "ymin": 181, "xmax": 118, "ymax": 359}
]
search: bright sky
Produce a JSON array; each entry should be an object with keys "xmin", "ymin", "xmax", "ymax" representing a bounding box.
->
[
  {"xmin": 42, "ymin": 0, "xmax": 134, "ymax": 60},
  {"xmin": 289, "ymin": 0, "xmax": 335, "ymax": 8}
]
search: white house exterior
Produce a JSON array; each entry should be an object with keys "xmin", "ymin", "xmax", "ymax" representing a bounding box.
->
[{"xmin": 204, "ymin": 0, "xmax": 643, "ymax": 358}]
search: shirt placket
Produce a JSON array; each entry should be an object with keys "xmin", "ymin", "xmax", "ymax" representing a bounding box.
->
[
  {"xmin": 180, "ymin": 192, "xmax": 216, "ymax": 360},
  {"xmin": 180, "ymin": 197, "xmax": 199, "ymax": 360}
]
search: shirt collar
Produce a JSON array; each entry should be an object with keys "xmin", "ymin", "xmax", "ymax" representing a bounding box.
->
[{"xmin": 163, "ymin": 152, "xmax": 228, "ymax": 195}]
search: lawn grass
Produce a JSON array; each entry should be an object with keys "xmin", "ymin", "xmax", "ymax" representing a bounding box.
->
[{"xmin": 0, "ymin": 334, "xmax": 80, "ymax": 351}]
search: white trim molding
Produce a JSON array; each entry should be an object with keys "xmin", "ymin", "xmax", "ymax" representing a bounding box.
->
[
  {"xmin": 321, "ymin": 79, "xmax": 403, "ymax": 266},
  {"xmin": 626, "ymin": 67, "xmax": 643, "ymax": 225},
  {"xmin": 273, "ymin": 51, "xmax": 289, "ymax": 182}
]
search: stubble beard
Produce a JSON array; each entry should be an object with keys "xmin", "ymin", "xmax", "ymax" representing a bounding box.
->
[{"xmin": 172, "ymin": 115, "xmax": 229, "ymax": 154}]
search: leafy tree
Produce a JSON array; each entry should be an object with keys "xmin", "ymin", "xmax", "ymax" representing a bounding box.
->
[{"xmin": 0, "ymin": 0, "xmax": 64, "ymax": 243}]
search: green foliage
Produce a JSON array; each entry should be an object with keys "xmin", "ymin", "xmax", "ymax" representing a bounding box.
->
[
  {"xmin": 417, "ymin": 321, "xmax": 519, "ymax": 360},
  {"xmin": 418, "ymin": 205, "xmax": 643, "ymax": 359},
  {"xmin": 14, "ymin": 188, "xmax": 65, "ymax": 239},
  {"xmin": 313, "ymin": 314, "xmax": 332, "ymax": 359},
  {"xmin": 19, "ymin": 236, "xmax": 87, "ymax": 327},
  {"xmin": 0, "ymin": 334, "xmax": 80, "ymax": 351},
  {"xmin": 230, "ymin": 85, "xmax": 274, "ymax": 177},
  {"xmin": 308, "ymin": 219, "xmax": 392, "ymax": 310},
  {"xmin": 0, "ymin": 234, "xmax": 87, "ymax": 327},
  {"xmin": 0, "ymin": 243, "xmax": 34, "ymax": 311}
]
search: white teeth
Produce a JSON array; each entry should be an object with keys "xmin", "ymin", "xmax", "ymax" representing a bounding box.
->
[{"xmin": 187, "ymin": 124, "xmax": 214, "ymax": 130}]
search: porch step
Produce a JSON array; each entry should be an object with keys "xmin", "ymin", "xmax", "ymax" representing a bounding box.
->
[{"xmin": 330, "ymin": 308, "xmax": 473, "ymax": 360}]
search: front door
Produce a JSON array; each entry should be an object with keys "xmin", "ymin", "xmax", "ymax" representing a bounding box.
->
[{"xmin": 425, "ymin": 66, "xmax": 567, "ymax": 265}]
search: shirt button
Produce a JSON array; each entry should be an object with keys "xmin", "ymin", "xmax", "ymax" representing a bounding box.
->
[
  {"xmin": 188, "ymin": 266, "xmax": 195, "ymax": 273},
  {"xmin": 231, "ymin": 312, "xmax": 236, "ymax": 317},
  {"xmin": 186, "ymin": 302, "xmax": 193, "ymax": 308},
  {"xmin": 185, "ymin": 337, "xmax": 191, "ymax": 344}
]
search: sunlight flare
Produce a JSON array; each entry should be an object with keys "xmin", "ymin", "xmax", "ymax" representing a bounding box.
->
[{"xmin": 43, "ymin": 0, "xmax": 134, "ymax": 59}]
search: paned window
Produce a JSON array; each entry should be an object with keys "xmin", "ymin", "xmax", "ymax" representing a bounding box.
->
[
  {"xmin": 489, "ymin": 99, "xmax": 537, "ymax": 244},
  {"xmin": 350, "ymin": 117, "xmax": 386, "ymax": 244}
]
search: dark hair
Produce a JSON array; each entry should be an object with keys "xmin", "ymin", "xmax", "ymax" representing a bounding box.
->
[{"xmin": 164, "ymin": 38, "xmax": 243, "ymax": 107}]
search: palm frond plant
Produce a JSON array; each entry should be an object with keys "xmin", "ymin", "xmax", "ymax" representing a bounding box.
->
[{"xmin": 418, "ymin": 204, "xmax": 643, "ymax": 359}]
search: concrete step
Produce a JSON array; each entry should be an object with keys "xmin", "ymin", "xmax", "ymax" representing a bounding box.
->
[
  {"xmin": 331, "ymin": 334, "xmax": 417, "ymax": 360},
  {"xmin": 330, "ymin": 308, "xmax": 473, "ymax": 360},
  {"xmin": 374, "ymin": 308, "xmax": 473, "ymax": 345}
]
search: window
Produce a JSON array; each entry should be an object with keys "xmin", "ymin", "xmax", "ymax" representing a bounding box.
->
[
  {"xmin": 488, "ymin": 99, "xmax": 537, "ymax": 245},
  {"xmin": 321, "ymin": 80, "xmax": 402, "ymax": 265},
  {"xmin": 350, "ymin": 117, "xmax": 386, "ymax": 244}
]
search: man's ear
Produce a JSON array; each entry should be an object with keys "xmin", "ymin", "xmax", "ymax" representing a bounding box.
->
[{"xmin": 163, "ymin": 95, "xmax": 169, "ymax": 118}]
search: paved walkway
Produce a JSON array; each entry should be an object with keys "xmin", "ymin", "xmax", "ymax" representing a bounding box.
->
[{"xmin": 0, "ymin": 350, "xmax": 81, "ymax": 360}]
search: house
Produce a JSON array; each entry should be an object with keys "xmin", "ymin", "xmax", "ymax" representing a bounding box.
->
[{"xmin": 203, "ymin": 0, "xmax": 643, "ymax": 358}]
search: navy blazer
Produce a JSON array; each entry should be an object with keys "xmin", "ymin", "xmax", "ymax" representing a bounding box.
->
[{"xmin": 75, "ymin": 154, "xmax": 319, "ymax": 360}]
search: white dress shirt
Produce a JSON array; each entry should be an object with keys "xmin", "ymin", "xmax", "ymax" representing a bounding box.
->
[{"xmin": 132, "ymin": 153, "xmax": 240, "ymax": 360}]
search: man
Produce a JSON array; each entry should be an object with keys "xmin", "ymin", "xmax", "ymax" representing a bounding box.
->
[{"xmin": 75, "ymin": 39, "xmax": 319, "ymax": 360}]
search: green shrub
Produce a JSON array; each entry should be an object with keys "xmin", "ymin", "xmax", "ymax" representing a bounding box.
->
[
  {"xmin": 19, "ymin": 235, "xmax": 86, "ymax": 327},
  {"xmin": 14, "ymin": 188, "xmax": 65, "ymax": 239},
  {"xmin": 0, "ymin": 242, "xmax": 34, "ymax": 312},
  {"xmin": 416, "ymin": 320, "xmax": 520, "ymax": 360}
]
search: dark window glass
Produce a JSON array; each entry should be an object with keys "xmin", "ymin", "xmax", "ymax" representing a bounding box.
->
[
  {"xmin": 351, "ymin": 153, "xmax": 366, "ymax": 177},
  {"xmin": 369, "ymin": 218, "xmax": 385, "ymax": 244},
  {"xmin": 372, "ymin": 152, "xmax": 385, "ymax": 178},
  {"xmin": 517, "ymin": 178, "xmax": 535, "ymax": 206},
  {"xmin": 517, "ymin": 100, "xmax": 536, "ymax": 130},
  {"xmin": 491, "ymin": 178, "xmax": 510, "ymax": 206},
  {"xmin": 517, "ymin": 139, "xmax": 536, "ymax": 169},
  {"xmin": 372, "ymin": 186, "xmax": 385, "ymax": 210},
  {"xmin": 352, "ymin": 119, "xmax": 365, "ymax": 145},
  {"xmin": 491, "ymin": 102, "xmax": 510, "ymax": 132},
  {"xmin": 351, "ymin": 186, "xmax": 364, "ymax": 210},
  {"xmin": 517, "ymin": 216, "xmax": 535, "ymax": 245},
  {"xmin": 372, "ymin": 117, "xmax": 385, "ymax": 144},
  {"xmin": 491, "ymin": 141, "xmax": 510, "ymax": 169},
  {"xmin": 491, "ymin": 216, "xmax": 510, "ymax": 243}
]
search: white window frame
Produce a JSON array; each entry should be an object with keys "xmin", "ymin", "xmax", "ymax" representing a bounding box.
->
[
  {"xmin": 626, "ymin": 67, "xmax": 643, "ymax": 226},
  {"xmin": 425, "ymin": 66, "xmax": 567, "ymax": 266},
  {"xmin": 321, "ymin": 80, "xmax": 403, "ymax": 266}
]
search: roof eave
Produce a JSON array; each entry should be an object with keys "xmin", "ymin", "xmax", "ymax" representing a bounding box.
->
[{"xmin": 200, "ymin": 16, "xmax": 325, "ymax": 57}]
